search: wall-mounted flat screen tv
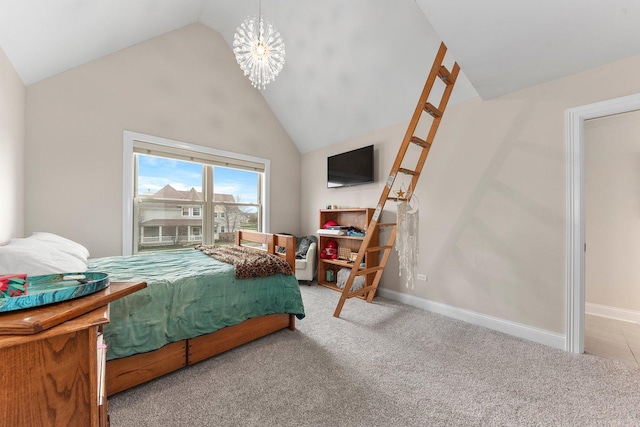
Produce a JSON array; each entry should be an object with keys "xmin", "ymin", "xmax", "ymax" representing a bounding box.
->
[{"xmin": 327, "ymin": 145, "xmax": 374, "ymax": 188}]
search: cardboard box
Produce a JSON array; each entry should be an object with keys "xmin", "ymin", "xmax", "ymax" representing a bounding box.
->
[{"xmin": 0, "ymin": 274, "xmax": 27, "ymax": 298}]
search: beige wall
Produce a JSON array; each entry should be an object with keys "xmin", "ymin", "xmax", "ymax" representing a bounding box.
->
[
  {"xmin": 25, "ymin": 23, "xmax": 301, "ymax": 257},
  {"xmin": 301, "ymin": 53, "xmax": 640, "ymax": 334},
  {"xmin": 0, "ymin": 45, "xmax": 25, "ymax": 244},
  {"xmin": 585, "ymin": 110, "xmax": 640, "ymax": 311}
]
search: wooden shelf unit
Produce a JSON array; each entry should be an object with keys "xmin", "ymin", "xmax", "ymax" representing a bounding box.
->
[
  {"xmin": 317, "ymin": 208, "xmax": 378, "ymax": 298},
  {"xmin": 0, "ymin": 281, "xmax": 145, "ymax": 427}
]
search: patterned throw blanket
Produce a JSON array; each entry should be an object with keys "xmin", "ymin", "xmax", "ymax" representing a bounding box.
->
[{"xmin": 196, "ymin": 245, "xmax": 293, "ymax": 279}]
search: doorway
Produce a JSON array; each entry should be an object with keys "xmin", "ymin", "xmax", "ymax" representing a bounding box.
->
[
  {"xmin": 566, "ymin": 92, "xmax": 640, "ymax": 353},
  {"xmin": 583, "ymin": 110, "xmax": 640, "ymax": 366}
]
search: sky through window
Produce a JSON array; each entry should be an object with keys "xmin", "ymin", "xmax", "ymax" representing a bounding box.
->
[{"xmin": 137, "ymin": 154, "xmax": 258, "ymax": 203}]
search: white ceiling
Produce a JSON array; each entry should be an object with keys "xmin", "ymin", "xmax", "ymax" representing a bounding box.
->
[
  {"xmin": 1, "ymin": 0, "xmax": 640, "ymax": 154},
  {"xmin": 416, "ymin": 0, "xmax": 640, "ymax": 99}
]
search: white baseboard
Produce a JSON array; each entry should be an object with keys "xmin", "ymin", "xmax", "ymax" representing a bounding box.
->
[
  {"xmin": 378, "ymin": 288, "xmax": 566, "ymax": 351},
  {"xmin": 586, "ymin": 302, "xmax": 640, "ymax": 324}
]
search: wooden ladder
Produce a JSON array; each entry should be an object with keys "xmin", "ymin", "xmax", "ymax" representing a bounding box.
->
[{"xmin": 333, "ymin": 42, "xmax": 460, "ymax": 318}]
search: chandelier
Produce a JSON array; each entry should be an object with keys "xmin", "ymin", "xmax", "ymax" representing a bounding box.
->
[{"xmin": 233, "ymin": 1, "xmax": 285, "ymax": 90}]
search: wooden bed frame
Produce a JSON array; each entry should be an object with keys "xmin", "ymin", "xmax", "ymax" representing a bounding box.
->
[{"xmin": 105, "ymin": 231, "xmax": 298, "ymax": 396}]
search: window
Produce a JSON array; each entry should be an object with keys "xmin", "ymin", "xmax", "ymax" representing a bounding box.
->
[{"xmin": 123, "ymin": 132, "xmax": 269, "ymax": 255}]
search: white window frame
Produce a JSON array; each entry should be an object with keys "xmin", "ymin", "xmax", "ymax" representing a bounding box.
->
[{"xmin": 122, "ymin": 131, "xmax": 270, "ymax": 256}]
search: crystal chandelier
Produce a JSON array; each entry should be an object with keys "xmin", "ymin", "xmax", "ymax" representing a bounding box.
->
[{"xmin": 233, "ymin": 1, "xmax": 285, "ymax": 90}]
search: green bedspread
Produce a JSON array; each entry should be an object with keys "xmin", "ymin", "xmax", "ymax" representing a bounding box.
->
[{"xmin": 88, "ymin": 249, "xmax": 305, "ymax": 361}]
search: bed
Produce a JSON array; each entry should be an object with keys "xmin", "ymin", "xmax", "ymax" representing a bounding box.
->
[
  {"xmin": 0, "ymin": 230, "xmax": 304, "ymax": 395},
  {"xmin": 86, "ymin": 231, "xmax": 305, "ymax": 395}
]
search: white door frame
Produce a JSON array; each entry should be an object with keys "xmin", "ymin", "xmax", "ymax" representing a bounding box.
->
[{"xmin": 565, "ymin": 92, "xmax": 640, "ymax": 353}]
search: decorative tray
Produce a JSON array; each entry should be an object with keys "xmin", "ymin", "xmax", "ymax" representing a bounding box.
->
[{"xmin": 0, "ymin": 272, "xmax": 110, "ymax": 313}]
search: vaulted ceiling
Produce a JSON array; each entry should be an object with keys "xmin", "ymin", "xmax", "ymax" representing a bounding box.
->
[{"xmin": 2, "ymin": 0, "xmax": 640, "ymax": 154}]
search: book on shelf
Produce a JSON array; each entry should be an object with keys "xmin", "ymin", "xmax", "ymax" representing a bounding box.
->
[{"xmin": 316, "ymin": 228, "xmax": 346, "ymax": 236}]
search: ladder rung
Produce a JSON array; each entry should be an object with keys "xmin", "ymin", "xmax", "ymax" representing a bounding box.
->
[
  {"xmin": 347, "ymin": 285, "xmax": 377, "ymax": 298},
  {"xmin": 387, "ymin": 197, "xmax": 409, "ymax": 202},
  {"xmin": 376, "ymin": 223, "xmax": 397, "ymax": 228},
  {"xmin": 366, "ymin": 245, "xmax": 393, "ymax": 253},
  {"xmin": 355, "ymin": 266, "xmax": 385, "ymax": 276},
  {"xmin": 397, "ymin": 167, "xmax": 417, "ymax": 176},
  {"xmin": 424, "ymin": 102, "xmax": 442, "ymax": 118},
  {"xmin": 437, "ymin": 65, "xmax": 452, "ymax": 84},
  {"xmin": 410, "ymin": 136, "xmax": 431, "ymax": 148}
]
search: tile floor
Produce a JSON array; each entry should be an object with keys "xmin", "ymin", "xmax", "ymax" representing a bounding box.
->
[{"xmin": 584, "ymin": 314, "xmax": 640, "ymax": 368}]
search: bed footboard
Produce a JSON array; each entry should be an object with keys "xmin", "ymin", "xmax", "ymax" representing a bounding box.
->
[{"xmin": 235, "ymin": 230, "xmax": 296, "ymax": 273}]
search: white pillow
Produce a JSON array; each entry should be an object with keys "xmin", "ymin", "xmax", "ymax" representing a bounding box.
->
[
  {"xmin": 11, "ymin": 232, "xmax": 90, "ymax": 262},
  {"xmin": 0, "ymin": 245, "xmax": 88, "ymax": 276}
]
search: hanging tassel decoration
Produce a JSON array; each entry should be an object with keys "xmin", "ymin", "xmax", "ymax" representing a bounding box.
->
[{"xmin": 396, "ymin": 195, "xmax": 419, "ymax": 290}]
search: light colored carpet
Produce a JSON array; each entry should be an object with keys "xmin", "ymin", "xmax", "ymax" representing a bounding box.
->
[{"xmin": 109, "ymin": 284, "xmax": 640, "ymax": 426}]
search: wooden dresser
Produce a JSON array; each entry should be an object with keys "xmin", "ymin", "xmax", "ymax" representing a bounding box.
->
[{"xmin": 0, "ymin": 281, "xmax": 146, "ymax": 427}]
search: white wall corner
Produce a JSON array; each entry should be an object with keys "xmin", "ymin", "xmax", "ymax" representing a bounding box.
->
[{"xmin": 378, "ymin": 288, "xmax": 566, "ymax": 351}]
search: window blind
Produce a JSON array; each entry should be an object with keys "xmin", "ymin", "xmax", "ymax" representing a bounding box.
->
[{"xmin": 133, "ymin": 140, "xmax": 265, "ymax": 173}]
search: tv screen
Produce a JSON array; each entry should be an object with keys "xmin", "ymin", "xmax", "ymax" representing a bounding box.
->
[{"xmin": 327, "ymin": 145, "xmax": 374, "ymax": 188}]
